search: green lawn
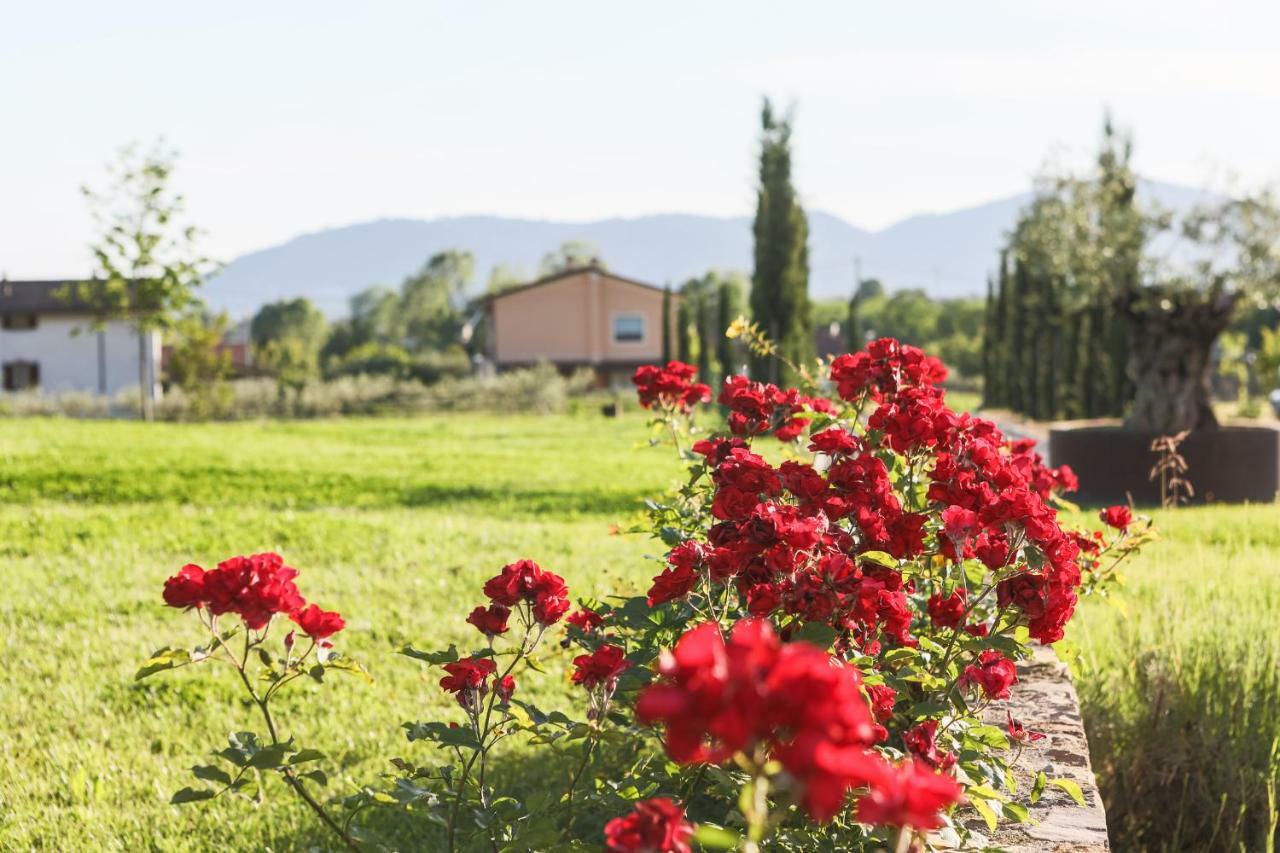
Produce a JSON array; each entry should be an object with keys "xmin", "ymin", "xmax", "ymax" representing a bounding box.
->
[{"xmin": 0, "ymin": 414, "xmax": 1276, "ymax": 851}]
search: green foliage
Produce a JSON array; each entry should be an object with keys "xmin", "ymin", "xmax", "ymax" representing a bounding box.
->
[
  {"xmin": 1258, "ymin": 326, "xmax": 1280, "ymax": 393},
  {"xmin": 250, "ymin": 298, "xmax": 328, "ymax": 356},
  {"xmin": 678, "ymin": 271, "xmax": 748, "ymax": 385},
  {"xmin": 819, "ymin": 289, "xmax": 986, "ymax": 380},
  {"xmin": 983, "ymin": 117, "xmax": 1142, "ymax": 420},
  {"xmin": 750, "ymin": 98, "xmax": 813, "ymax": 384},
  {"xmin": 77, "ymin": 141, "xmax": 213, "ymax": 420},
  {"xmin": 166, "ymin": 312, "xmax": 233, "ymax": 419},
  {"xmin": 539, "ymin": 240, "xmax": 604, "ymax": 275}
]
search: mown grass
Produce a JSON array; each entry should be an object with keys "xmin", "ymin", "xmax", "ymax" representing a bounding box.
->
[
  {"xmin": 0, "ymin": 414, "xmax": 1277, "ymax": 851},
  {"xmin": 0, "ymin": 413, "xmax": 682, "ymax": 851}
]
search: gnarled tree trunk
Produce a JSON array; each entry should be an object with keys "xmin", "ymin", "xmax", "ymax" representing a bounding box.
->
[{"xmin": 1122, "ymin": 285, "xmax": 1237, "ymax": 434}]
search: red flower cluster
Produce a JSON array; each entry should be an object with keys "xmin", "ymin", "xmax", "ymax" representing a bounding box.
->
[
  {"xmin": 603, "ymin": 797, "xmax": 694, "ymax": 853},
  {"xmin": 162, "ymin": 552, "xmax": 343, "ymax": 636},
  {"xmin": 481, "ymin": 559, "xmax": 570, "ymax": 626},
  {"xmin": 854, "ymin": 760, "xmax": 964, "ymax": 830},
  {"xmin": 718, "ymin": 375, "xmax": 837, "ymax": 442},
  {"xmin": 831, "ymin": 337, "xmax": 947, "ymax": 401},
  {"xmin": 636, "ymin": 619, "xmax": 944, "ymax": 822},
  {"xmin": 572, "ymin": 644, "xmax": 632, "ymax": 690},
  {"xmin": 633, "ymin": 361, "xmax": 711, "ymax": 414}
]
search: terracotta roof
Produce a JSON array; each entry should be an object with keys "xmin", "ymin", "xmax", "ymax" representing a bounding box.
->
[
  {"xmin": 0, "ymin": 280, "xmax": 101, "ymax": 315},
  {"xmin": 474, "ymin": 265, "xmax": 670, "ymax": 306}
]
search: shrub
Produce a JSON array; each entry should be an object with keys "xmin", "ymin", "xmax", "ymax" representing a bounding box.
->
[{"xmin": 140, "ymin": 336, "xmax": 1148, "ymax": 851}]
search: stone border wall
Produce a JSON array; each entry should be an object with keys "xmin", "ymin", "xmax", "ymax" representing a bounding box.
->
[{"xmin": 975, "ymin": 646, "xmax": 1109, "ymax": 852}]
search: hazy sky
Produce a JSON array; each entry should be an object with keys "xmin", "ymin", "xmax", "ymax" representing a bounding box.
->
[{"xmin": 3, "ymin": 1, "xmax": 1278, "ymax": 277}]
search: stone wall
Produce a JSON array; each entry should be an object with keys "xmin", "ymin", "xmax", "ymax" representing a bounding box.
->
[{"xmin": 974, "ymin": 646, "xmax": 1109, "ymax": 852}]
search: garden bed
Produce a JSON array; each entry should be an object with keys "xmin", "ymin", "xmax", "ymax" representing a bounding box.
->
[{"xmin": 1048, "ymin": 424, "xmax": 1280, "ymax": 505}]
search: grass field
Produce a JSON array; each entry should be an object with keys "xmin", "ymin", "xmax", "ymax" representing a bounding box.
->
[{"xmin": 0, "ymin": 413, "xmax": 1277, "ymax": 851}]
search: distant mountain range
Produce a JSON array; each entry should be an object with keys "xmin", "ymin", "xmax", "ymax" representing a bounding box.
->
[{"xmin": 204, "ymin": 179, "xmax": 1217, "ymax": 318}]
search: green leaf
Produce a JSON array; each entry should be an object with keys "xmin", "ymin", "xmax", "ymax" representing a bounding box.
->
[
  {"xmin": 1049, "ymin": 778, "xmax": 1087, "ymax": 807},
  {"xmin": 1030, "ymin": 771, "xmax": 1047, "ymax": 804},
  {"xmin": 1002, "ymin": 802, "xmax": 1031, "ymax": 823},
  {"xmin": 190, "ymin": 765, "xmax": 232, "ymax": 786},
  {"xmin": 859, "ymin": 550, "xmax": 898, "ymax": 569},
  {"xmin": 693, "ymin": 825, "xmax": 741, "ymax": 850},
  {"xmin": 401, "ymin": 644, "xmax": 460, "ymax": 665},
  {"xmin": 302, "ymin": 769, "xmax": 328, "ymax": 787},
  {"xmin": 135, "ymin": 647, "xmax": 192, "ymax": 680},
  {"xmin": 289, "ymin": 749, "xmax": 326, "ymax": 765},
  {"xmin": 170, "ymin": 786, "xmax": 216, "ymax": 805},
  {"xmin": 793, "ymin": 620, "xmax": 837, "ymax": 649},
  {"xmin": 970, "ymin": 795, "xmax": 999, "ymax": 832},
  {"xmin": 325, "ymin": 656, "xmax": 374, "ymax": 683},
  {"xmin": 966, "ymin": 725, "xmax": 1011, "ymax": 750},
  {"xmin": 247, "ymin": 744, "xmax": 293, "ymax": 769}
]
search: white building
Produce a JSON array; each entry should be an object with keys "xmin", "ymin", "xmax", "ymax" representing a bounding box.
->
[{"xmin": 0, "ymin": 280, "xmax": 161, "ymax": 400}]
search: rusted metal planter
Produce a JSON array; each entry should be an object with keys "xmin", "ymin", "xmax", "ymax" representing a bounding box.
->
[{"xmin": 1048, "ymin": 425, "xmax": 1280, "ymax": 505}]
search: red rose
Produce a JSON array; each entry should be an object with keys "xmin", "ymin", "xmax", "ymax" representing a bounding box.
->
[
  {"xmin": 566, "ymin": 608, "xmax": 604, "ymax": 632},
  {"xmin": 289, "ymin": 604, "xmax": 345, "ymax": 640},
  {"xmin": 482, "ymin": 559, "xmax": 543, "ymax": 606},
  {"xmin": 926, "ymin": 588, "xmax": 966, "ymax": 630},
  {"xmin": 1100, "ymin": 505, "xmax": 1132, "ymax": 531},
  {"xmin": 495, "ymin": 674, "xmax": 516, "ymax": 703},
  {"xmin": 961, "ymin": 649, "xmax": 1017, "ymax": 700},
  {"xmin": 902, "ymin": 720, "xmax": 955, "ymax": 771},
  {"xmin": 197, "ymin": 553, "xmax": 305, "ymax": 631},
  {"xmin": 466, "ymin": 603, "xmax": 511, "ymax": 637},
  {"xmin": 572, "ymin": 644, "xmax": 632, "ymax": 690},
  {"xmin": 940, "ymin": 505, "xmax": 979, "ymax": 544},
  {"xmin": 1006, "ymin": 711, "xmax": 1045, "ymax": 744},
  {"xmin": 603, "ymin": 797, "xmax": 693, "ymax": 853},
  {"xmin": 809, "ymin": 427, "xmax": 861, "ymax": 456},
  {"xmin": 439, "ymin": 656, "xmax": 496, "ymax": 704},
  {"xmin": 854, "ymin": 759, "xmax": 963, "ymax": 830},
  {"xmin": 163, "ymin": 564, "xmax": 207, "ymax": 609}
]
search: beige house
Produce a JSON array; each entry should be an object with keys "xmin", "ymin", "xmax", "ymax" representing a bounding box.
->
[{"xmin": 479, "ymin": 266, "xmax": 675, "ymax": 385}]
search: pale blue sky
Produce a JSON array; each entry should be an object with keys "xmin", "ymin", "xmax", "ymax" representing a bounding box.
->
[{"xmin": 3, "ymin": 1, "xmax": 1277, "ymax": 277}]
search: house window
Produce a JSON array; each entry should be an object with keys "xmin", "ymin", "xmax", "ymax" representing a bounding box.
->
[
  {"xmin": 2, "ymin": 361, "xmax": 40, "ymax": 391},
  {"xmin": 613, "ymin": 314, "xmax": 645, "ymax": 343},
  {"xmin": 1, "ymin": 314, "xmax": 38, "ymax": 330}
]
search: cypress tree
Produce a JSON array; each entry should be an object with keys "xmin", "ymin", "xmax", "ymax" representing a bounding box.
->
[
  {"xmin": 676, "ymin": 301, "xmax": 692, "ymax": 364},
  {"xmin": 981, "ymin": 274, "xmax": 998, "ymax": 407},
  {"xmin": 1004, "ymin": 255, "xmax": 1028, "ymax": 413},
  {"xmin": 696, "ymin": 285, "xmax": 713, "ymax": 383},
  {"xmin": 750, "ymin": 98, "xmax": 813, "ymax": 384},
  {"xmin": 716, "ymin": 279, "xmax": 739, "ymax": 381},
  {"xmin": 988, "ymin": 253, "xmax": 1010, "ymax": 408},
  {"xmin": 661, "ymin": 285, "xmax": 673, "ymax": 362}
]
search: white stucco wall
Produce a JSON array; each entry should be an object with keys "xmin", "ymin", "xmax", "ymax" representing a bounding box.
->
[{"xmin": 0, "ymin": 316, "xmax": 161, "ymax": 398}]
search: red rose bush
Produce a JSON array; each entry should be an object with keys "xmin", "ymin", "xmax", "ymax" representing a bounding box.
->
[{"xmin": 141, "ymin": 332, "xmax": 1149, "ymax": 851}]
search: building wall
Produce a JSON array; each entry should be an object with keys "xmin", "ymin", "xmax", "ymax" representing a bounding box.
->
[
  {"xmin": 0, "ymin": 316, "xmax": 161, "ymax": 397},
  {"xmin": 490, "ymin": 270, "xmax": 667, "ymax": 367}
]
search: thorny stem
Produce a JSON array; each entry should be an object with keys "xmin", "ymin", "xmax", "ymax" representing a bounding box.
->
[
  {"xmin": 202, "ymin": 616, "xmax": 359, "ymax": 851},
  {"xmin": 450, "ymin": 607, "xmax": 543, "ymax": 853}
]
